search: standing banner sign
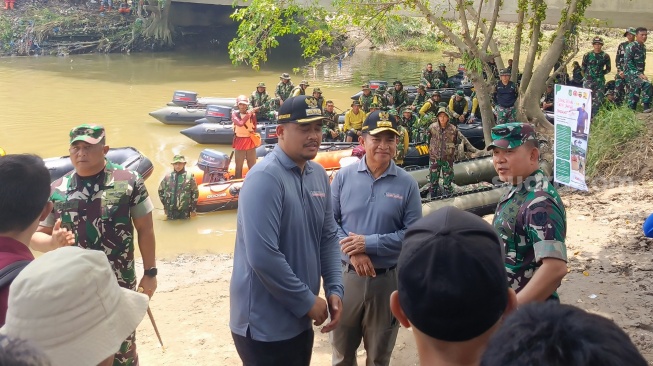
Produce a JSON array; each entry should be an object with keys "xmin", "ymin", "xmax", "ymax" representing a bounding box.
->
[{"xmin": 553, "ymin": 84, "xmax": 591, "ymax": 191}]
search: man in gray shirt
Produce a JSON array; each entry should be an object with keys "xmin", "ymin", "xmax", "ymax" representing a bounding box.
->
[
  {"xmin": 230, "ymin": 95, "xmax": 344, "ymax": 366},
  {"xmin": 330, "ymin": 110, "xmax": 423, "ymax": 366}
]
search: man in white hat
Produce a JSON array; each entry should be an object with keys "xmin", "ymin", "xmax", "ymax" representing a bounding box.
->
[{"xmin": 1, "ymin": 246, "xmax": 149, "ymax": 366}]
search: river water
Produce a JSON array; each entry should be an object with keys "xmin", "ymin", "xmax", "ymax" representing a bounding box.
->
[{"xmin": 0, "ymin": 49, "xmax": 443, "ymax": 258}]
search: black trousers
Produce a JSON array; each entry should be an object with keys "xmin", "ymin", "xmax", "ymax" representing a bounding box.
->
[{"xmin": 232, "ymin": 329, "xmax": 314, "ymax": 366}]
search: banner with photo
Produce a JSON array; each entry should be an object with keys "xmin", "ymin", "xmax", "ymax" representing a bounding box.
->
[{"xmin": 553, "ymin": 84, "xmax": 591, "ymax": 191}]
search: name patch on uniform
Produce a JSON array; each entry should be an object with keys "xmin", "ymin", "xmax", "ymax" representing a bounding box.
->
[
  {"xmin": 54, "ymin": 201, "xmax": 79, "ymax": 211},
  {"xmin": 385, "ymin": 192, "xmax": 403, "ymax": 200},
  {"xmin": 310, "ymin": 191, "xmax": 326, "ymax": 198}
]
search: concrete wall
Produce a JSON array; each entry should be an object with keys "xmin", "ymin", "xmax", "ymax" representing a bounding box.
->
[{"xmin": 170, "ymin": 0, "xmax": 653, "ymax": 30}]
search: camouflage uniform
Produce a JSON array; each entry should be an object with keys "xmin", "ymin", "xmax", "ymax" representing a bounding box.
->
[
  {"xmin": 389, "ymin": 86, "xmax": 409, "ymax": 111},
  {"xmin": 411, "ymin": 89, "xmax": 430, "ymax": 111},
  {"xmin": 322, "ymin": 110, "xmax": 342, "ymax": 142},
  {"xmin": 401, "ymin": 113, "xmax": 419, "ymax": 142},
  {"xmin": 624, "ymin": 41, "xmax": 653, "ymax": 110},
  {"xmin": 582, "ymin": 49, "xmax": 611, "ymax": 115},
  {"xmin": 275, "ymin": 80, "xmax": 294, "ymax": 102},
  {"xmin": 394, "ymin": 124, "xmax": 409, "ymax": 166},
  {"xmin": 436, "ymin": 64, "xmax": 448, "ymax": 87},
  {"xmin": 359, "ymin": 88, "xmax": 377, "ymax": 113},
  {"xmin": 250, "ymin": 86, "xmax": 271, "ymax": 120},
  {"xmin": 614, "ymin": 40, "xmax": 632, "ymax": 104},
  {"xmin": 489, "ymin": 123, "xmax": 567, "ymax": 298},
  {"xmin": 375, "ymin": 86, "xmax": 391, "ymax": 110},
  {"xmin": 428, "ymin": 109, "xmax": 458, "ymax": 195},
  {"xmin": 45, "ymin": 160, "xmax": 153, "ymax": 365},
  {"xmin": 158, "ymin": 165, "xmax": 199, "ymax": 220},
  {"xmin": 420, "ymin": 68, "xmax": 438, "ymax": 89}
]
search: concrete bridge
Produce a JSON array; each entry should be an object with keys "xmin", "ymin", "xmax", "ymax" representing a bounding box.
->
[{"xmin": 170, "ymin": 0, "xmax": 653, "ymax": 31}]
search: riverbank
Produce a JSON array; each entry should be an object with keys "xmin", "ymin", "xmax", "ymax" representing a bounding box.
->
[{"xmin": 134, "ymin": 178, "xmax": 653, "ymax": 365}]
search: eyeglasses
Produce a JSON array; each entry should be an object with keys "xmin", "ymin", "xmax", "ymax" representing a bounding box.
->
[{"xmin": 69, "ymin": 144, "xmax": 101, "ymax": 154}]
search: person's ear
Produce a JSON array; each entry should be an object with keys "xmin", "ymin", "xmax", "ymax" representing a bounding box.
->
[
  {"xmin": 102, "ymin": 145, "xmax": 110, "ymax": 155},
  {"xmin": 505, "ymin": 288, "xmax": 518, "ymax": 316},
  {"xmin": 390, "ymin": 291, "xmax": 411, "ymax": 328},
  {"xmin": 276, "ymin": 124, "xmax": 285, "ymax": 140}
]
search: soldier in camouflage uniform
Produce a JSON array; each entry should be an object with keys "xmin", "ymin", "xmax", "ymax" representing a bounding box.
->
[
  {"xmin": 358, "ymin": 84, "xmax": 377, "ymax": 113},
  {"xmin": 394, "ymin": 116, "xmax": 410, "ymax": 166},
  {"xmin": 582, "ymin": 37, "xmax": 611, "ymax": 116},
  {"xmin": 623, "ymin": 27, "xmax": 653, "ymax": 113},
  {"xmin": 291, "ymin": 80, "xmax": 310, "ymax": 97},
  {"xmin": 275, "ymin": 73, "xmax": 294, "ymax": 107},
  {"xmin": 570, "ymin": 61, "xmax": 583, "ymax": 87},
  {"xmin": 250, "ymin": 82, "xmax": 271, "ymax": 120},
  {"xmin": 322, "ymin": 100, "xmax": 342, "ymax": 142},
  {"xmin": 436, "ymin": 63, "xmax": 448, "ymax": 87},
  {"xmin": 158, "ymin": 155, "xmax": 199, "ymax": 220},
  {"xmin": 428, "ymin": 108, "xmax": 459, "ymax": 196},
  {"xmin": 488, "ymin": 122, "xmax": 568, "ymax": 304},
  {"xmin": 400, "ymin": 108, "xmax": 419, "ymax": 142},
  {"xmin": 410, "ymin": 84, "xmax": 429, "ymax": 111},
  {"xmin": 375, "ymin": 85, "xmax": 391, "ymax": 111},
  {"xmin": 312, "ymin": 87, "xmax": 326, "ymax": 112},
  {"xmin": 420, "ymin": 63, "xmax": 438, "ymax": 89},
  {"xmin": 389, "ymin": 80, "xmax": 409, "ymax": 111},
  {"xmin": 35, "ymin": 124, "xmax": 157, "ymax": 366},
  {"xmin": 418, "ymin": 91, "xmax": 442, "ymax": 117},
  {"xmin": 493, "ymin": 69, "xmax": 518, "ymax": 124},
  {"xmin": 614, "ymin": 28, "xmax": 636, "ymax": 105},
  {"xmin": 448, "ymin": 90, "xmax": 469, "ymax": 125}
]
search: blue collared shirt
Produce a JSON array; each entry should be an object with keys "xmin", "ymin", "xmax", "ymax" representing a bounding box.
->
[
  {"xmin": 332, "ymin": 157, "xmax": 423, "ymax": 268},
  {"xmin": 229, "ymin": 145, "xmax": 344, "ymax": 342}
]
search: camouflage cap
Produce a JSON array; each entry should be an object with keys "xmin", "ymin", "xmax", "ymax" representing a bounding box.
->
[
  {"xmin": 172, "ymin": 155, "xmax": 186, "ymax": 164},
  {"xmin": 417, "ymin": 84, "xmax": 426, "ymax": 91},
  {"xmin": 361, "ymin": 110, "xmax": 399, "ymax": 136},
  {"xmin": 299, "ymin": 80, "xmax": 310, "ymax": 86},
  {"xmin": 257, "ymin": 82, "xmax": 266, "ymax": 88},
  {"xmin": 592, "ymin": 36, "xmax": 604, "ymax": 45},
  {"xmin": 402, "ymin": 108, "xmax": 412, "ymax": 114},
  {"xmin": 499, "ymin": 68, "xmax": 511, "ymax": 76},
  {"xmin": 438, "ymin": 63, "xmax": 446, "ymax": 67},
  {"xmin": 624, "ymin": 27, "xmax": 636, "ymax": 37},
  {"xmin": 313, "ymin": 87, "xmax": 322, "ymax": 94},
  {"xmin": 436, "ymin": 107, "xmax": 451, "ymax": 119},
  {"xmin": 280, "ymin": 73, "xmax": 291, "ymax": 80},
  {"xmin": 69, "ymin": 124, "xmax": 105, "ymax": 145},
  {"xmin": 362, "ymin": 84, "xmax": 371, "ymax": 90},
  {"xmin": 486, "ymin": 122, "xmax": 537, "ymax": 151},
  {"xmin": 369, "ymin": 103, "xmax": 380, "ymax": 109},
  {"xmin": 277, "ymin": 95, "xmax": 326, "ymax": 124}
]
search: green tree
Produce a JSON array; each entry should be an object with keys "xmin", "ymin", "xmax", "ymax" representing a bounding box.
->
[{"xmin": 229, "ymin": 0, "xmax": 592, "ymax": 144}]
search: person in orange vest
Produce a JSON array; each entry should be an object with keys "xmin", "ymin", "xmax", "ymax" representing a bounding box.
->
[
  {"xmin": 3, "ymin": 0, "xmax": 15, "ymax": 10},
  {"xmin": 118, "ymin": 0, "xmax": 130, "ymax": 14}
]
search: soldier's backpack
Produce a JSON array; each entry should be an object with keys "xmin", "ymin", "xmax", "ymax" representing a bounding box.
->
[{"xmin": 0, "ymin": 260, "xmax": 30, "ymax": 290}]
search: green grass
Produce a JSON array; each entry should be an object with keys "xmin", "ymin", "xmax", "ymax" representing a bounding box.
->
[{"xmin": 586, "ymin": 106, "xmax": 645, "ymax": 178}]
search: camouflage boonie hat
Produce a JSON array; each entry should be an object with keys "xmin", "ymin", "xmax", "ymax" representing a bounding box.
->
[
  {"xmin": 499, "ymin": 68, "xmax": 511, "ymax": 76},
  {"xmin": 362, "ymin": 84, "xmax": 371, "ymax": 90},
  {"xmin": 313, "ymin": 87, "xmax": 322, "ymax": 94},
  {"xmin": 417, "ymin": 84, "xmax": 426, "ymax": 91},
  {"xmin": 624, "ymin": 27, "xmax": 636, "ymax": 37},
  {"xmin": 592, "ymin": 36, "xmax": 604, "ymax": 45},
  {"xmin": 436, "ymin": 107, "xmax": 451, "ymax": 119},
  {"xmin": 171, "ymin": 155, "xmax": 186, "ymax": 164},
  {"xmin": 369, "ymin": 103, "xmax": 380, "ymax": 109},
  {"xmin": 69, "ymin": 124, "xmax": 105, "ymax": 145},
  {"xmin": 438, "ymin": 63, "xmax": 446, "ymax": 67},
  {"xmin": 486, "ymin": 122, "xmax": 537, "ymax": 151},
  {"xmin": 257, "ymin": 82, "xmax": 266, "ymax": 88},
  {"xmin": 299, "ymin": 80, "xmax": 310, "ymax": 86},
  {"xmin": 280, "ymin": 73, "xmax": 291, "ymax": 80}
]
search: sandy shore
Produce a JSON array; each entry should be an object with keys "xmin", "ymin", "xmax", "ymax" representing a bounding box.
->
[{"xmin": 135, "ymin": 182, "xmax": 653, "ymax": 365}]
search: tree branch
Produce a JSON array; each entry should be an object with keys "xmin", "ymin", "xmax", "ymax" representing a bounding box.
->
[
  {"xmin": 456, "ymin": 0, "xmax": 471, "ymax": 41},
  {"xmin": 511, "ymin": 6, "xmax": 525, "ymax": 82},
  {"xmin": 472, "ymin": 0, "xmax": 483, "ymax": 42},
  {"xmin": 467, "ymin": 5, "xmax": 504, "ymax": 69},
  {"xmin": 413, "ymin": 0, "xmax": 467, "ymax": 51},
  {"xmin": 481, "ymin": 0, "xmax": 501, "ymax": 52}
]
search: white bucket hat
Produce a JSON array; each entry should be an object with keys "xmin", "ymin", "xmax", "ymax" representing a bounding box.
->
[{"xmin": 0, "ymin": 246, "xmax": 149, "ymax": 366}]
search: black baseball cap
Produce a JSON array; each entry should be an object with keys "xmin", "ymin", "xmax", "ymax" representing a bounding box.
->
[
  {"xmin": 277, "ymin": 95, "xmax": 327, "ymax": 124},
  {"xmin": 397, "ymin": 206, "xmax": 508, "ymax": 342},
  {"xmin": 361, "ymin": 110, "xmax": 399, "ymax": 136}
]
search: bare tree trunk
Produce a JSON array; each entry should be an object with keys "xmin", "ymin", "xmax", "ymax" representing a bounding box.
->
[
  {"xmin": 511, "ymin": 5, "xmax": 525, "ymax": 82},
  {"xmin": 519, "ymin": 0, "xmax": 543, "ymax": 95},
  {"xmin": 468, "ymin": 69, "xmax": 495, "ymax": 144},
  {"xmin": 142, "ymin": 0, "xmax": 173, "ymax": 46}
]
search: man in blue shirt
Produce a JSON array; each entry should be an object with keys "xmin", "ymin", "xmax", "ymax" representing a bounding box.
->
[
  {"xmin": 230, "ymin": 95, "xmax": 344, "ymax": 366},
  {"xmin": 330, "ymin": 110, "xmax": 423, "ymax": 366}
]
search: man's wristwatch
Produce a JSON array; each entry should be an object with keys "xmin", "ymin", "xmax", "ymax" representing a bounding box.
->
[{"xmin": 144, "ymin": 267, "xmax": 158, "ymax": 277}]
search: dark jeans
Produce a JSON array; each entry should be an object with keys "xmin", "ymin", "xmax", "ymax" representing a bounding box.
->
[{"xmin": 232, "ymin": 329, "xmax": 314, "ymax": 366}]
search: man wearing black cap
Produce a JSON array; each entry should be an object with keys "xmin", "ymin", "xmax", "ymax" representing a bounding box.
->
[
  {"xmin": 493, "ymin": 68, "xmax": 518, "ymax": 124},
  {"xmin": 390, "ymin": 207, "xmax": 517, "ymax": 366},
  {"xmin": 488, "ymin": 122, "xmax": 568, "ymax": 305},
  {"xmin": 615, "ymin": 27, "xmax": 636, "ymax": 105},
  {"xmin": 230, "ymin": 95, "xmax": 343, "ymax": 365},
  {"xmin": 330, "ymin": 110, "xmax": 422, "ymax": 366},
  {"xmin": 582, "ymin": 37, "xmax": 611, "ymax": 116}
]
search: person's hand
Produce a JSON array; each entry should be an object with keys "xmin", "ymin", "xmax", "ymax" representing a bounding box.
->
[
  {"xmin": 190, "ymin": 211, "xmax": 197, "ymax": 218},
  {"xmin": 427, "ymin": 82, "xmax": 431, "ymax": 88},
  {"xmin": 340, "ymin": 232, "xmax": 366, "ymax": 256},
  {"xmin": 331, "ymin": 130, "xmax": 339, "ymax": 139},
  {"xmin": 350, "ymin": 254, "xmax": 376, "ymax": 277},
  {"xmin": 619, "ymin": 71, "xmax": 625, "ymax": 78},
  {"xmin": 52, "ymin": 218, "xmax": 75, "ymax": 248},
  {"xmin": 138, "ymin": 275, "xmax": 158, "ymax": 299},
  {"xmin": 307, "ymin": 296, "xmax": 328, "ymax": 326},
  {"xmin": 321, "ymin": 294, "xmax": 343, "ymax": 333}
]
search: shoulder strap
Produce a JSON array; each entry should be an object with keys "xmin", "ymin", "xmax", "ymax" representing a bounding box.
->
[{"xmin": 0, "ymin": 260, "xmax": 31, "ymax": 290}]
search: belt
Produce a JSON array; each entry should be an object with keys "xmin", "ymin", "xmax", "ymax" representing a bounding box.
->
[{"xmin": 342, "ymin": 260, "xmax": 396, "ymax": 275}]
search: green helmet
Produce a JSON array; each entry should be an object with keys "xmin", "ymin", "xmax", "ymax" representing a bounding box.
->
[{"xmin": 377, "ymin": 85, "xmax": 387, "ymax": 93}]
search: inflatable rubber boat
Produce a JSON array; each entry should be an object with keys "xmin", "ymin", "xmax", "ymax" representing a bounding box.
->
[
  {"xmin": 149, "ymin": 91, "xmax": 237, "ymax": 125},
  {"xmin": 44, "ymin": 147, "xmax": 154, "ymax": 182}
]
